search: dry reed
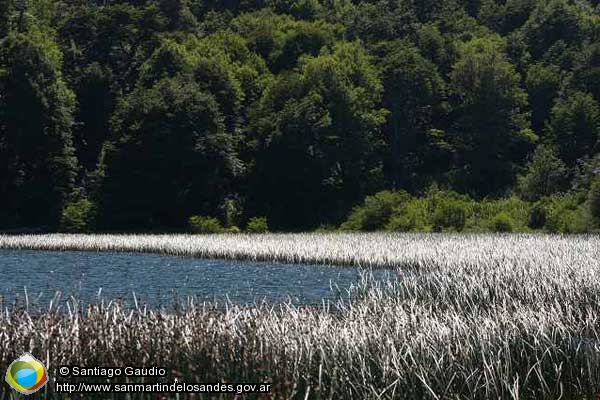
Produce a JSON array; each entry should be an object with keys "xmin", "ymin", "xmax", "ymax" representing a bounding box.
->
[{"xmin": 1, "ymin": 233, "xmax": 599, "ymax": 399}]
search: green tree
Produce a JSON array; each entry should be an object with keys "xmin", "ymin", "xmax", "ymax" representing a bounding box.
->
[
  {"xmin": 58, "ymin": 3, "xmax": 165, "ymax": 89},
  {"xmin": 72, "ymin": 62, "xmax": 115, "ymax": 171},
  {"xmin": 2, "ymin": 0, "xmax": 599, "ymax": 233},
  {"xmin": 158, "ymin": 0, "xmax": 197, "ymax": 31},
  {"xmin": 517, "ymin": 145, "xmax": 569, "ymax": 201},
  {"xmin": 271, "ymin": 19, "xmax": 342, "ymax": 72},
  {"xmin": 449, "ymin": 36, "xmax": 535, "ymax": 196},
  {"xmin": 572, "ymin": 43, "xmax": 600, "ymax": 104},
  {"xmin": 140, "ymin": 31, "xmax": 270, "ymax": 136},
  {"xmin": 96, "ymin": 76, "xmax": 240, "ymax": 230},
  {"xmin": 347, "ymin": 1, "xmax": 417, "ymax": 43},
  {"xmin": 547, "ymin": 91, "xmax": 600, "ymax": 166},
  {"xmin": 0, "ymin": 34, "xmax": 77, "ymax": 229},
  {"xmin": 376, "ymin": 40, "xmax": 449, "ymax": 191},
  {"xmin": 415, "ymin": 24, "xmax": 455, "ymax": 75},
  {"xmin": 572, "ymin": 154, "xmax": 600, "ymax": 192},
  {"xmin": 60, "ymin": 197, "xmax": 93, "ymax": 233},
  {"xmin": 526, "ymin": 63, "xmax": 561, "ymax": 134},
  {"xmin": 520, "ymin": 0, "xmax": 583, "ymax": 60},
  {"xmin": 478, "ymin": 0, "xmax": 537, "ymax": 34},
  {"xmin": 0, "ymin": 0, "xmax": 12, "ymax": 37},
  {"xmin": 250, "ymin": 42, "xmax": 387, "ymax": 229},
  {"xmin": 232, "ymin": 11, "xmax": 343, "ymax": 72}
]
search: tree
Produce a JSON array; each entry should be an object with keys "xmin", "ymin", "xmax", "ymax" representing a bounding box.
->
[
  {"xmin": 520, "ymin": 0, "xmax": 583, "ymax": 60},
  {"xmin": 375, "ymin": 40, "xmax": 449, "ymax": 191},
  {"xmin": 270, "ymin": 19, "xmax": 342, "ymax": 72},
  {"xmin": 572, "ymin": 43, "xmax": 600, "ymax": 103},
  {"xmin": 72, "ymin": 62, "xmax": 115, "ymax": 172},
  {"xmin": 96, "ymin": 76, "xmax": 240, "ymax": 230},
  {"xmin": 158, "ymin": 0, "xmax": 197, "ymax": 31},
  {"xmin": 231, "ymin": 10, "xmax": 343, "ymax": 72},
  {"xmin": 526, "ymin": 63, "xmax": 561, "ymax": 134},
  {"xmin": 1, "ymin": 0, "xmax": 599, "ymax": 233},
  {"xmin": 478, "ymin": 0, "xmax": 537, "ymax": 34},
  {"xmin": 0, "ymin": 0, "xmax": 12, "ymax": 37},
  {"xmin": 415, "ymin": 24, "xmax": 454, "ymax": 75},
  {"xmin": 249, "ymin": 42, "xmax": 387, "ymax": 229},
  {"xmin": 572, "ymin": 154, "xmax": 600, "ymax": 192},
  {"xmin": 0, "ymin": 34, "xmax": 77, "ymax": 229},
  {"xmin": 547, "ymin": 91, "xmax": 600, "ymax": 166},
  {"xmin": 58, "ymin": 3, "xmax": 165, "ymax": 90},
  {"xmin": 517, "ymin": 145, "xmax": 569, "ymax": 201},
  {"xmin": 449, "ymin": 36, "xmax": 535, "ymax": 197},
  {"xmin": 346, "ymin": 1, "xmax": 417, "ymax": 43}
]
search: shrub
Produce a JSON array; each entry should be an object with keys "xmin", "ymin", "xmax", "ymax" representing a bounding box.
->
[
  {"xmin": 315, "ymin": 224, "xmax": 337, "ymax": 233},
  {"xmin": 544, "ymin": 194, "xmax": 590, "ymax": 233},
  {"xmin": 341, "ymin": 191, "xmax": 410, "ymax": 231},
  {"xmin": 546, "ymin": 207, "xmax": 590, "ymax": 233},
  {"xmin": 226, "ymin": 226, "xmax": 241, "ymax": 234},
  {"xmin": 188, "ymin": 216, "xmax": 224, "ymax": 234},
  {"xmin": 246, "ymin": 217, "xmax": 269, "ymax": 233},
  {"xmin": 385, "ymin": 199, "xmax": 429, "ymax": 232},
  {"xmin": 517, "ymin": 145, "xmax": 568, "ymax": 201},
  {"xmin": 432, "ymin": 200, "xmax": 467, "ymax": 232},
  {"xmin": 491, "ymin": 213, "xmax": 513, "ymax": 232},
  {"xmin": 222, "ymin": 198, "xmax": 243, "ymax": 228},
  {"xmin": 528, "ymin": 202, "xmax": 547, "ymax": 229},
  {"xmin": 465, "ymin": 197, "xmax": 530, "ymax": 232},
  {"xmin": 588, "ymin": 176, "xmax": 600, "ymax": 224},
  {"xmin": 60, "ymin": 199, "xmax": 93, "ymax": 233}
]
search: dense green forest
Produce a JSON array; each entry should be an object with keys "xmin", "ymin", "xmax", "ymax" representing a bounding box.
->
[{"xmin": 1, "ymin": 0, "xmax": 599, "ymax": 233}]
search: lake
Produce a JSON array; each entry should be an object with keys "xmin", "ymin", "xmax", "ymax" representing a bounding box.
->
[{"xmin": 0, "ymin": 250, "xmax": 389, "ymax": 308}]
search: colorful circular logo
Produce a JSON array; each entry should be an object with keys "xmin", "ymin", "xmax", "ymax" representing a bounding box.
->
[{"xmin": 5, "ymin": 353, "xmax": 49, "ymax": 395}]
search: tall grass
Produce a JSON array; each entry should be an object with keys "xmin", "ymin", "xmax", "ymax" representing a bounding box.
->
[
  {"xmin": 1, "ymin": 233, "xmax": 597, "ymax": 269},
  {"xmin": 1, "ymin": 234, "xmax": 600, "ymax": 399}
]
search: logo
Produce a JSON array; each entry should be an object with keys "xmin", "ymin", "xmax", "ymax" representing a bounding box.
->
[{"xmin": 5, "ymin": 353, "xmax": 49, "ymax": 395}]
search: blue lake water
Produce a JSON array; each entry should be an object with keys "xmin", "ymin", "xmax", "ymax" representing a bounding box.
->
[{"xmin": 0, "ymin": 250, "xmax": 389, "ymax": 308}]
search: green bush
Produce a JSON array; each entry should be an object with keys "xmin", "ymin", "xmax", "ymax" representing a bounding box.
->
[
  {"xmin": 468, "ymin": 197, "xmax": 530, "ymax": 232},
  {"xmin": 246, "ymin": 217, "xmax": 269, "ymax": 233},
  {"xmin": 341, "ymin": 187, "xmax": 595, "ymax": 233},
  {"xmin": 385, "ymin": 198, "xmax": 429, "ymax": 232},
  {"xmin": 491, "ymin": 212, "xmax": 514, "ymax": 232},
  {"xmin": 222, "ymin": 198, "xmax": 243, "ymax": 228},
  {"xmin": 315, "ymin": 224, "xmax": 337, "ymax": 233},
  {"xmin": 188, "ymin": 216, "xmax": 224, "ymax": 234},
  {"xmin": 432, "ymin": 200, "xmax": 467, "ymax": 232},
  {"xmin": 528, "ymin": 202, "xmax": 547, "ymax": 229},
  {"xmin": 588, "ymin": 176, "xmax": 600, "ymax": 224},
  {"xmin": 517, "ymin": 144, "xmax": 568, "ymax": 201},
  {"xmin": 545, "ymin": 207, "xmax": 589, "ymax": 233},
  {"xmin": 60, "ymin": 198, "xmax": 93, "ymax": 233},
  {"xmin": 226, "ymin": 226, "xmax": 241, "ymax": 234},
  {"xmin": 340, "ymin": 191, "xmax": 410, "ymax": 231},
  {"xmin": 423, "ymin": 186, "xmax": 472, "ymax": 232},
  {"xmin": 544, "ymin": 194, "xmax": 590, "ymax": 233}
]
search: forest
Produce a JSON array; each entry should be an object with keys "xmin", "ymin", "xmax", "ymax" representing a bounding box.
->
[{"xmin": 1, "ymin": 0, "xmax": 599, "ymax": 233}]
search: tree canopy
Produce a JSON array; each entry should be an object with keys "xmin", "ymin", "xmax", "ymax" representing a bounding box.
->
[{"xmin": 0, "ymin": 0, "xmax": 599, "ymax": 231}]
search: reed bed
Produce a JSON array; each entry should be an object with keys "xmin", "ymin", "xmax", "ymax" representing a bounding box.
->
[
  {"xmin": 0, "ymin": 232, "xmax": 598, "ymax": 269},
  {"xmin": 1, "ymin": 234, "xmax": 600, "ymax": 399}
]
